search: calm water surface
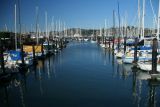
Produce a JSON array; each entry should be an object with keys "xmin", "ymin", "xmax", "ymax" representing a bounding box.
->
[{"xmin": 0, "ymin": 41, "xmax": 160, "ymax": 107}]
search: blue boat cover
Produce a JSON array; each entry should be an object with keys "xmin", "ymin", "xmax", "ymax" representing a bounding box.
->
[
  {"xmin": 139, "ymin": 46, "xmax": 152, "ymax": 50},
  {"xmin": 126, "ymin": 41, "xmax": 135, "ymax": 45},
  {"xmin": 130, "ymin": 46, "xmax": 152, "ymax": 51},
  {"xmin": 9, "ymin": 50, "xmax": 26, "ymax": 61}
]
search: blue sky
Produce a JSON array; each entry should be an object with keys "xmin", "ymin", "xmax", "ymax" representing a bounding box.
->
[{"xmin": 0, "ymin": 0, "xmax": 159, "ymax": 32}]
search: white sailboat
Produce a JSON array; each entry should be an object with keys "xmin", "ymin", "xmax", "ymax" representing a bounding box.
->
[
  {"xmin": 90, "ymin": 27, "xmax": 97, "ymax": 43},
  {"xmin": 138, "ymin": 0, "xmax": 160, "ymax": 72}
]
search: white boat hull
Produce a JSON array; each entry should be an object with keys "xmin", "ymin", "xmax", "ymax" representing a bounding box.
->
[{"xmin": 138, "ymin": 62, "xmax": 160, "ymax": 72}]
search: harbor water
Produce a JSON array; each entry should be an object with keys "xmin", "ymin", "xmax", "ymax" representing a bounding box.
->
[{"xmin": 0, "ymin": 41, "xmax": 160, "ymax": 107}]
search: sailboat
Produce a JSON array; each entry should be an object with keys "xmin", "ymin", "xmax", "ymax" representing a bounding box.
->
[
  {"xmin": 5, "ymin": 3, "xmax": 34, "ymax": 68},
  {"xmin": 22, "ymin": 7, "xmax": 46, "ymax": 59},
  {"xmin": 90, "ymin": 28, "xmax": 96, "ymax": 43},
  {"xmin": 137, "ymin": 0, "xmax": 160, "ymax": 72}
]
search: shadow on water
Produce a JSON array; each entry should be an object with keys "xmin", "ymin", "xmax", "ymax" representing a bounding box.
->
[
  {"xmin": 112, "ymin": 50, "xmax": 115, "ymax": 68},
  {"xmin": 0, "ymin": 86, "xmax": 9, "ymax": 107},
  {"xmin": 121, "ymin": 64, "xmax": 132, "ymax": 80},
  {"xmin": 30, "ymin": 59, "xmax": 47, "ymax": 96},
  {"xmin": 132, "ymin": 67, "xmax": 138, "ymax": 104},
  {"xmin": 0, "ymin": 57, "xmax": 53, "ymax": 107},
  {"xmin": 147, "ymin": 79, "xmax": 160, "ymax": 107},
  {"xmin": 108, "ymin": 49, "xmax": 111, "ymax": 62},
  {"xmin": 0, "ymin": 70, "xmax": 28, "ymax": 107},
  {"xmin": 131, "ymin": 65, "xmax": 160, "ymax": 107},
  {"xmin": 112, "ymin": 50, "xmax": 118, "ymax": 78},
  {"xmin": 19, "ymin": 71, "xmax": 28, "ymax": 107},
  {"xmin": 37, "ymin": 60, "xmax": 44, "ymax": 95},
  {"xmin": 103, "ymin": 49, "xmax": 107, "ymax": 65},
  {"xmin": 131, "ymin": 66, "xmax": 140, "ymax": 106}
]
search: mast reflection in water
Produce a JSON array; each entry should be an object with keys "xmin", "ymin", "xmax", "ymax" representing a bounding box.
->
[{"xmin": 0, "ymin": 41, "xmax": 160, "ymax": 107}]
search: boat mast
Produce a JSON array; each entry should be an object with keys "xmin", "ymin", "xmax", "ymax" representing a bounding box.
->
[
  {"xmin": 113, "ymin": 10, "xmax": 116, "ymax": 50},
  {"xmin": 142, "ymin": 0, "xmax": 145, "ymax": 39},
  {"xmin": 107, "ymin": 21, "xmax": 109, "ymax": 37},
  {"xmin": 55, "ymin": 20, "xmax": 57, "ymax": 37},
  {"xmin": 138, "ymin": 0, "xmax": 141, "ymax": 37},
  {"xmin": 36, "ymin": 6, "xmax": 39, "ymax": 44},
  {"xmin": 15, "ymin": 4, "xmax": 17, "ymax": 50},
  {"xmin": 150, "ymin": 0, "xmax": 157, "ymax": 26},
  {"xmin": 117, "ymin": 0, "xmax": 121, "ymax": 50},
  {"xmin": 59, "ymin": 20, "xmax": 61, "ymax": 37},
  {"xmin": 51, "ymin": 16, "xmax": 54, "ymax": 38},
  {"xmin": 105, "ymin": 19, "xmax": 107, "ymax": 37},
  {"xmin": 65, "ymin": 26, "xmax": 68, "ymax": 37},
  {"xmin": 157, "ymin": 0, "xmax": 160, "ymax": 40},
  {"xmin": 5, "ymin": 24, "xmax": 8, "ymax": 32},
  {"xmin": 62, "ymin": 21, "xmax": 64, "ymax": 37},
  {"xmin": 45, "ymin": 11, "xmax": 48, "ymax": 38},
  {"xmin": 18, "ymin": 0, "xmax": 22, "ymax": 45},
  {"xmin": 80, "ymin": 28, "xmax": 81, "ymax": 36},
  {"xmin": 100, "ymin": 27, "xmax": 102, "ymax": 37}
]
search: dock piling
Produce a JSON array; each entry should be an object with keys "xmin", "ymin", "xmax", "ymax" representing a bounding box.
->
[
  {"xmin": 133, "ymin": 37, "xmax": 138, "ymax": 63},
  {"xmin": 124, "ymin": 37, "xmax": 126, "ymax": 54},
  {"xmin": 105, "ymin": 37, "xmax": 106, "ymax": 48},
  {"xmin": 41, "ymin": 42, "xmax": 44, "ymax": 56},
  {"xmin": 32, "ymin": 44, "xmax": 36, "ymax": 64},
  {"xmin": 112, "ymin": 37, "xmax": 115, "ymax": 51},
  {"xmin": 0, "ymin": 39, "xmax": 5, "ymax": 73},
  {"xmin": 117, "ymin": 37, "xmax": 120, "ymax": 51},
  {"xmin": 151, "ymin": 38, "xmax": 158, "ymax": 74},
  {"xmin": 47, "ymin": 39, "xmax": 50, "ymax": 54},
  {"xmin": 20, "ymin": 43, "xmax": 25, "ymax": 65},
  {"xmin": 109, "ymin": 37, "xmax": 110, "ymax": 49}
]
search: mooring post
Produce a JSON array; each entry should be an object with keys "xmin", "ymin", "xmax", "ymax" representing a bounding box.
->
[
  {"xmin": 117, "ymin": 37, "xmax": 120, "ymax": 51},
  {"xmin": 21, "ymin": 43, "xmax": 25, "ymax": 65},
  {"xmin": 109, "ymin": 37, "xmax": 110, "ymax": 49},
  {"xmin": 108, "ymin": 48, "xmax": 111, "ymax": 62},
  {"xmin": 105, "ymin": 37, "xmax": 106, "ymax": 47},
  {"xmin": 103, "ymin": 36, "xmax": 105, "ymax": 44},
  {"xmin": 97, "ymin": 37, "xmax": 100, "ymax": 44},
  {"xmin": 0, "ymin": 38, "xmax": 5, "ymax": 73},
  {"xmin": 59, "ymin": 38, "xmax": 62, "ymax": 49},
  {"xmin": 112, "ymin": 36, "xmax": 115, "ymax": 51},
  {"xmin": 52, "ymin": 40, "xmax": 55, "ymax": 50},
  {"xmin": 61, "ymin": 38, "xmax": 63, "ymax": 48},
  {"xmin": 124, "ymin": 37, "xmax": 126, "ymax": 54},
  {"xmin": 41, "ymin": 42, "xmax": 44, "ymax": 56},
  {"xmin": 47, "ymin": 39, "xmax": 50, "ymax": 54},
  {"xmin": 151, "ymin": 38, "xmax": 158, "ymax": 74},
  {"xmin": 55, "ymin": 38, "xmax": 57, "ymax": 49},
  {"xmin": 32, "ymin": 44, "xmax": 36, "ymax": 64},
  {"xmin": 133, "ymin": 37, "xmax": 138, "ymax": 63},
  {"xmin": 64, "ymin": 38, "xmax": 67, "ymax": 48}
]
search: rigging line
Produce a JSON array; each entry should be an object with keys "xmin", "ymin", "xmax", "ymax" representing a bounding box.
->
[
  {"xmin": 150, "ymin": 0, "xmax": 157, "ymax": 26},
  {"xmin": 117, "ymin": 0, "xmax": 121, "ymax": 36}
]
